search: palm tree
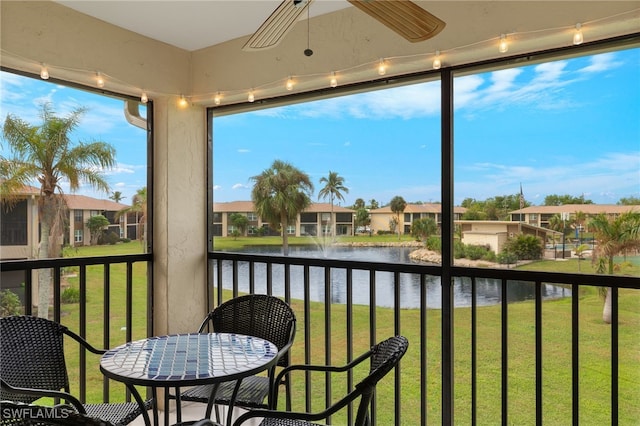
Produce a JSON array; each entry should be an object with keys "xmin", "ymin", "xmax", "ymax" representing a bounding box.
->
[
  {"xmin": 251, "ymin": 160, "xmax": 313, "ymax": 255},
  {"xmin": 118, "ymin": 187, "xmax": 147, "ymax": 247},
  {"xmin": 590, "ymin": 211, "xmax": 640, "ymax": 323},
  {"xmin": 1, "ymin": 103, "xmax": 115, "ymax": 317},
  {"xmin": 389, "ymin": 195, "xmax": 407, "ymax": 240},
  {"xmin": 318, "ymin": 171, "xmax": 348, "ymax": 239},
  {"xmin": 109, "ymin": 191, "xmax": 126, "ymax": 203}
]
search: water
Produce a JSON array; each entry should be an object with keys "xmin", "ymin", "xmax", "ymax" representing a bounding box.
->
[{"xmin": 217, "ymin": 246, "xmax": 571, "ymax": 309}]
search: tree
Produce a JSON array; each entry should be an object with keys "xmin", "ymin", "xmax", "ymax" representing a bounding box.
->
[
  {"xmin": 86, "ymin": 214, "xmax": 110, "ymax": 245},
  {"xmin": 251, "ymin": 160, "xmax": 313, "ymax": 255},
  {"xmin": 411, "ymin": 217, "xmax": 438, "ymax": 243},
  {"xmin": 318, "ymin": 171, "xmax": 348, "ymax": 239},
  {"xmin": 352, "ymin": 198, "xmax": 366, "ymax": 210},
  {"xmin": 229, "ymin": 213, "xmax": 249, "ymax": 237},
  {"xmin": 1, "ymin": 103, "xmax": 115, "ymax": 318},
  {"xmin": 618, "ymin": 196, "xmax": 640, "ymax": 206},
  {"xmin": 118, "ymin": 187, "xmax": 147, "ymax": 246},
  {"xmin": 544, "ymin": 194, "xmax": 593, "ymax": 206},
  {"xmin": 589, "ymin": 211, "xmax": 640, "ymax": 324},
  {"xmin": 389, "ymin": 195, "xmax": 407, "ymax": 239},
  {"xmin": 354, "ymin": 208, "xmax": 371, "ymax": 235},
  {"xmin": 368, "ymin": 199, "xmax": 379, "ymax": 210},
  {"xmin": 109, "ymin": 191, "xmax": 126, "ymax": 203}
]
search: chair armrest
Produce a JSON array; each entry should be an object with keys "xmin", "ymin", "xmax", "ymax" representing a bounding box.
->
[
  {"xmin": 63, "ymin": 328, "xmax": 107, "ymax": 355},
  {"xmin": 0, "ymin": 379, "xmax": 86, "ymax": 414}
]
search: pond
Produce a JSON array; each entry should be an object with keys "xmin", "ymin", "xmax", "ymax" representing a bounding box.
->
[{"xmin": 216, "ymin": 246, "xmax": 571, "ymax": 309}]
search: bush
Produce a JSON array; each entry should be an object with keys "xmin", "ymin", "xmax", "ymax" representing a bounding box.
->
[
  {"xmin": 503, "ymin": 234, "xmax": 543, "ymax": 260},
  {"xmin": 0, "ymin": 289, "xmax": 23, "ymax": 316},
  {"xmin": 453, "ymin": 240, "xmax": 466, "ymax": 259},
  {"xmin": 425, "ymin": 236, "xmax": 441, "ymax": 252},
  {"xmin": 100, "ymin": 231, "xmax": 120, "ymax": 245},
  {"xmin": 497, "ymin": 251, "xmax": 518, "ymax": 265},
  {"xmin": 464, "ymin": 244, "xmax": 491, "ymax": 260},
  {"xmin": 61, "ymin": 287, "xmax": 80, "ymax": 304}
]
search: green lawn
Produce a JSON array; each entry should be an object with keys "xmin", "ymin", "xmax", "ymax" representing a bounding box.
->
[{"xmin": 56, "ymin": 241, "xmax": 639, "ymax": 425}]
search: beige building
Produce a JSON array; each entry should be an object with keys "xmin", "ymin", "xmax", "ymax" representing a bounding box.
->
[
  {"xmin": 369, "ymin": 203, "xmax": 467, "ymax": 235},
  {"xmin": 64, "ymin": 194, "xmax": 132, "ymax": 246},
  {"xmin": 510, "ymin": 204, "xmax": 640, "ymax": 229},
  {"xmin": 213, "ymin": 201, "xmax": 355, "ymax": 237},
  {"xmin": 457, "ymin": 220, "xmax": 561, "ymax": 255}
]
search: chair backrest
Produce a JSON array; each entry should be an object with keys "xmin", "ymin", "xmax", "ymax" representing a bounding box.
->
[
  {"xmin": 0, "ymin": 401, "xmax": 114, "ymax": 426},
  {"xmin": 0, "ymin": 316, "xmax": 70, "ymax": 403},
  {"xmin": 200, "ymin": 295, "xmax": 296, "ymax": 367},
  {"xmin": 353, "ymin": 336, "xmax": 409, "ymax": 426}
]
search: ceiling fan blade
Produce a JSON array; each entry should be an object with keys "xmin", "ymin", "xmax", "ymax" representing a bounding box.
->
[
  {"xmin": 348, "ymin": 0, "xmax": 445, "ymax": 42},
  {"xmin": 243, "ymin": 0, "xmax": 314, "ymax": 51}
]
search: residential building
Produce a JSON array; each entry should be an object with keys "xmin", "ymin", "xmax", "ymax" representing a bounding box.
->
[
  {"xmin": 213, "ymin": 201, "xmax": 354, "ymax": 237},
  {"xmin": 63, "ymin": 194, "xmax": 132, "ymax": 246},
  {"xmin": 457, "ymin": 220, "xmax": 561, "ymax": 255},
  {"xmin": 370, "ymin": 203, "xmax": 467, "ymax": 235},
  {"xmin": 510, "ymin": 204, "xmax": 640, "ymax": 230}
]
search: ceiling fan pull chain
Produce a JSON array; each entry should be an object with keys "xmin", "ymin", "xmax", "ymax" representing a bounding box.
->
[{"xmin": 304, "ymin": 1, "xmax": 313, "ymax": 56}]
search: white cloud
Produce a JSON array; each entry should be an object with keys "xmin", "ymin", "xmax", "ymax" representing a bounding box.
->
[
  {"xmin": 579, "ymin": 53, "xmax": 623, "ymax": 73},
  {"xmin": 232, "ymin": 183, "xmax": 249, "ymax": 190}
]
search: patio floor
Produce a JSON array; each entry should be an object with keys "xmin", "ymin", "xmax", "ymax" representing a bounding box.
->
[{"xmin": 129, "ymin": 401, "xmax": 262, "ymax": 426}]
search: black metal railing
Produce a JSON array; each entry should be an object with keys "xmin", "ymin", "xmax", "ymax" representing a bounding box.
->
[
  {"xmin": 208, "ymin": 251, "xmax": 640, "ymax": 426},
  {"xmin": 0, "ymin": 254, "xmax": 152, "ymax": 403}
]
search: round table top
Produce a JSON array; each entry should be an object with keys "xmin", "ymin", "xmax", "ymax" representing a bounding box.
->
[{"xmin": 100, "ymin": 332, "xmax": 278, "ymax": 387}]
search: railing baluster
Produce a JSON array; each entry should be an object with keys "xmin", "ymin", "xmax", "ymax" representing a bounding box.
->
[
  {"xmin": 103, "ymin": 264, "xmax": 111, "ymax": 403},
  {"xmin": 611, "ymin": 286, "xmax": 619, "ymax": 425},
  {"xmin": 346, "ymin": 267, "xmax": 354, "ymax": 425},
  {"xmin": 572, "ymin": 283, "xmax": 579, "ymax": 425},
  {"xmin": 420, "ymin": 273, "xmax": 428, "ymax": 426},
  {"xmin": 394, "ymin": 271, "xmax": 401, "ymax": 425},
  {"xmin": 79, "ymin": 264, "xmax": 87, "ymax": 402},
  {"xmin": 501, "ymin": 278, "xmax": 508, "ymax": 425},
  {"xmin": 53, "ymin": 266, "xmax": 61, "ymax": 322},
  {"xmin": 471, "ymin": 277, "xmax": 477, "ymax": 426},
  {"xmin": 303, "ymin": 264, "xmax": 312, "ymax": 413},
  {"xmin": 324, "ymin": 266, "xmax": 332, "ymax": 424},
  {"xmin": 535, "ymin": 281, "xmax": 542, "ymax": 426}
]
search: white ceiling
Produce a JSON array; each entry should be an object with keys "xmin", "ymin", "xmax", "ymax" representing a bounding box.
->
[{"xmin": 55, "ymin": 0, "xmax": 352, "ymax": 51}]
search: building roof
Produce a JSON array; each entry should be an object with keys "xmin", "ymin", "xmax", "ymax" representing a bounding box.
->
[
  {"xmin": 213, "ymin": 201, "xmax": 355, "ymax": 213},
  {"xmin": 510, "ymin": 204, "xmax": 640, "ymax": 215},
  {"xmin": 456, "ymin": 220, "xmax": 562, "ymax": 235},
  {"xmin": 64, "ymin": 194, "xmax": 129, "ymax": 211},
  {"xmin": 371, "ymin": 203, "xmax": 467, "ymax": 214}
]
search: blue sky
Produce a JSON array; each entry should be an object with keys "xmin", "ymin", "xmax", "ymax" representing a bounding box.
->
[{"xmin": 2, "ymin": 47, "xmax": 639, "ymax": 207}]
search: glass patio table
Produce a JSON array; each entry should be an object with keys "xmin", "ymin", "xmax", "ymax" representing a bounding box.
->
[{"xmin": 100, "ymin": 332, "xmax": 278, "ymax": 426}]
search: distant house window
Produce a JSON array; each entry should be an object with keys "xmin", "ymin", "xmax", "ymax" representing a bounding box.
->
[
  {"xmin": 404, "ymin": 213, "xmax": 411, "ymax": 223},
  {"xmin": 90, "ymin": 210, "xmax": 99, "ymax": 217},
  {"xmin": 212, "ymin": 212, "xmax": 222, "ymax": 223},
  {"xmin": 74, "ymin": 210, "xmax": 83, "ymax": 222},
  {"xmin": 286, "ymin": 225, "xmax": 296, "ymax": 235},
  {"xmin": 300, "ymin": 212, "xmax": 317, "ymax": 222},
  {"xmin": 247, "ymin": 212, "xmax": 258, "ymax": 221},
  {"xmin": 335, "ymin": 213, "xmax": 352, "ymax": 223},
  {"xmin": 1, "ymin": 199, "xmax": 28, "ymax": 246},
  {"xmin": 74, "ymin": 229, "xmax": 83, "ymax": 243}
]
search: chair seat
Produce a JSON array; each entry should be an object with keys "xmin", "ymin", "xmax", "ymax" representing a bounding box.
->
[
  {"xmin": 84, "ymin": 400, "xmax": 151, "ymax": 426},
  {"xmin": 260, "ymin": 419, "xmax": 324, "ymax": 426},
  {"xmin": 180, "ymin": 376, "xmax": 270, "ymax": 408}
]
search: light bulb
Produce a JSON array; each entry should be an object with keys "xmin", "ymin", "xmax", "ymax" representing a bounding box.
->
[
  {"xmin": 140, "ymin": 92, "xmax": 148, "ymax": 103},
  {"xmin": 573, "ymin": 23, "xmax": 583, "ymax": 45},
  {"xmin": 286, "ymin": 77, "xmax": 294, "ymax": 91},
  {"xmin": 432, "ymin": 51, "xmax": 441, "ymax": 70},
  {"xmin": 248, "ymin": 91, "xmax": 255, "ymax": 103},
  {"xmin": 330, "ymin": 72, "xmax": 338, "ymax": 88},
  {"xmin": 377, "ymin": 59, "xmax": 386, "ymax": 76},
  {"xmin": 40, "ymin": 65, "xmax": 49, "ymax": 80},
  {"xmin": 214, "ymin": 93, "xmax": 221, "ymax": 105},
  {"xmin": 178, "ymin": 95, "xmax": 188, "ymax": 107},
  {"xmin": 499, "ymin": 34, "xmax": 508, "ymax": 53},
  {"xmin": 96, "ymin": 72, "xmax": 105, "ymax": 88}
]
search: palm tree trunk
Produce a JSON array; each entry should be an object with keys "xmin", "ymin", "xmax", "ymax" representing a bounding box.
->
[
  {"xmin": 37, "ymin": 203, "xmax": 53, "ymax": 318},
  {"xmin": 281, "ymin": 214, "xmax": 289, "ymax": 256},
  {"xmin": 602, "ymin": 287, "xmax": 612, "ymax": 324}
]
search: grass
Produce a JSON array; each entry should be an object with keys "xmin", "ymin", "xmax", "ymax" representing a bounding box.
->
[{"xmin": 55, "ymin": 240, "xmax": 639, "ymax": 425}]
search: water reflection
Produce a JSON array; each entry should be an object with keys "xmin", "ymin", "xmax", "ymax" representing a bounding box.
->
[{"xmin": 216, "ymin": 246, "xmax": 571, "ymax": 309}]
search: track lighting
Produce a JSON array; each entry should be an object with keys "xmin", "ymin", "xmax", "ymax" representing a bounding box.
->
[
  {"xmin": 214, "ymin": 92, "xmax": 221, "ymax": 105},
  {"xmin": 432, "ymin": 51, "xmax": 442, "ymax": 70},
  {"xmin": 40, "ymin": 65, "xmax": 49, "ymax": 80},
  {"xmin": 499, "ymin": 34, "xmax": 508, "ymax": 53},
  {"xmin": 330, "ymin": 72, "xmax": 338, "ymax": 88},
  {"xmin": 140, "ymin": 92, "xmax": 148, "ymax": 104},
  {"xmin": 248, "ymin": 91, "xmax": 255, "ymax": 102},
  {"xmin": 377, "ymin": 59, "xmax": 386, "ymax": 76},
  {"xmin": 573, "ymin": 23, "xmax": 584, "ymax": 45},
  {"xmin": 286, "ymin": 77, "xmax": 294, "ymax": 91},
  {"xmin": 96, "ymin": 72, "xmax": 105, "ymax": 88}
]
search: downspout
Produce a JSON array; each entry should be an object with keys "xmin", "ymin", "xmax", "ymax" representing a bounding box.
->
[{"xmin": 124, "ymin": 100, "xmax": 147, "ymax": 130}]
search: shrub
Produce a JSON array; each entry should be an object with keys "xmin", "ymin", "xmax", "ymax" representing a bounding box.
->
[
  {"xmin": 464, "ymin": 244, "xmax": 491, "ymax": 260},
  {"xmin": 426, "ymin": 236, "xmax": 441, "ymax": 252},
  {"xmin": 0, "ymin": 289, "xmax": 23, "ymax": 316},
  {"xmin": 497, "ymin": 251, "xmax": 518, "ymax": 265},
  {"xmin": 101, "ymin": 231, "xmax": 120, "ymax": 245},
  {"xmin": 453, "ymin": 240, "xmax": 466, "ymax": 259},
  {"xmin": 503, "ymin": 234, "xmax": 543, "ymax": 260},
  {"xmin": 61, "ymin": 287, "xmax": 80, "ymax": 304}
]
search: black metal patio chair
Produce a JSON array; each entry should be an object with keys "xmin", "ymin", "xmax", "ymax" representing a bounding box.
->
[
  {"xmin": 232, "ymin": 335, "xmax": 409, "ymax": 426},
  {"xmin": 174, "ymin": 294, "xmax": 297, "ymax": 421},
  {"xmin": 0, "ymin": 315, "xmax": 151, "ymax": 426}
]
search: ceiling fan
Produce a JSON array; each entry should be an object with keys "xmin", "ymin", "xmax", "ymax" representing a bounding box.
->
[{"xmin": 242, "ymin": 0, "xmax": 446, "ymax": 51}]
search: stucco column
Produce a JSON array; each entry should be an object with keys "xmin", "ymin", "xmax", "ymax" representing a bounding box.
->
[{"xmin": 152, "ymin": 96, "xmax": 208, "ymax": 336}]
